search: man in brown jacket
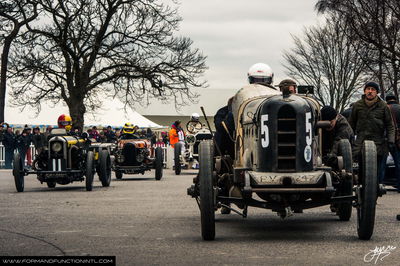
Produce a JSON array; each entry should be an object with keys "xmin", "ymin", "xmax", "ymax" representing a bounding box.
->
[
  {"xmin": 320, "ymin": 106, "xmax": 354, "ymax": 157},
  {"xmin": 349, "ymin": 81, "xmax": 395, "ymax": 183}
]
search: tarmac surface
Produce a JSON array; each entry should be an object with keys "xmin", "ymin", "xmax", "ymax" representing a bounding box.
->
[{"xmin": 0, "ymin": 168, "xmax": 400, "ymax": 265}]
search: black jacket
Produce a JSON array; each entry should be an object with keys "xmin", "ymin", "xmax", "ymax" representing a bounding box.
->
[
  {"xmin": 3, "ymin": 132, "xmax": 16, "ymax": 150},
  {"xmin": 32, "ymin": 133, "xmax": 46, "ymax": 149},
  {"xmin": 16, "ymin": 134, "xmax": 32, "ymax": 150}
]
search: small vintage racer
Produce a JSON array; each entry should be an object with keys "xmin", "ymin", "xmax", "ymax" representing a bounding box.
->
[
  {"xmin": 13, "ymin": 127, "xmax": 112, "ymax": 192},
  {"xmin": 187, "ymin": 85, "xmax": 383, "ymax": 241},
  {"xmin": 112, "ymin": 123, "xmax": 163, "ymax": 180},
  {"xmin": 174, "ymin": 114, "xmax": 213, "ymax": 174}
]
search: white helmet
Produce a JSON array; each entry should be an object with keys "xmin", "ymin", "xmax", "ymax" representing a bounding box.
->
[
  {"xmin": 247, "ymin": 63, "xmax": 274, "ymax": 85},
  {"xmin": 190, "ymin": 113, "xmax": 200, "ymax": 122}
]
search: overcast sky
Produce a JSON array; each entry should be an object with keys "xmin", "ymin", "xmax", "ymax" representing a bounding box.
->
[
  {"xmin": 6, "ymin": 0, "xmax": 322, "ymax": 124},
  {"xmin": 177, "ymin": 0, "xmax": 320, "ymax": 89}
]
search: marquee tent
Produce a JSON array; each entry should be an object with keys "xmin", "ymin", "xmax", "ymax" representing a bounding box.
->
[{"xmin": 5, "ymin": 103, "xmax": 163, "ymax": 128}]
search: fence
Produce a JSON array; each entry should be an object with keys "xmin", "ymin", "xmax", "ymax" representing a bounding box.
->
[
  {"xmin": 0, "ymin": 143, "xmax": 170, "ymax": 169},
  {"xmin": 0, "ymin": 144, "xmax": 36, "ymax": 168}
]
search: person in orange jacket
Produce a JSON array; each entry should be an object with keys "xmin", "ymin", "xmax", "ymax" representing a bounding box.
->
[{"xmin": 169, "ymin": 120, "xmax": 185, "ymax": 148}]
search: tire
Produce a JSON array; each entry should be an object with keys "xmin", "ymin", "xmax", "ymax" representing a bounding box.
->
[
  {"xmin": 337, "ymin": 139, "xmax": 353, "ymax": 221},
  {"xmin": 85, "ymin": 151, "xmax": 94, "ymax": 191},
  {"xmin": 199, "ymin": 140, "xmax": 215, "ymax": 241},
  {"xmin": 47, "ymin": 181, "xmax": 56, "ymax": 188},
  {"xmin": 99, "ymin": 150, "xmax": 112, "ymax": 187},
  {"xmin": 116, "ymin": 171, "xmax": 123, "ymax": 179},
  {"xmin": 338, "ymin": 139, "xmax": 353, "ymax": 173},
  {"xmin": 155, "ymin": 147, "xmax": 163, "ymax": 180},
  {"xmin": 174, "ymin": 142, "xmax": 182, "ymax": 175},
  {"xmin": 13, "ymin": 153, "xmax": 24, "ymax": 192},
  {"xmin": 357, "ymin": 140, "xmax": 377, "ymax": 240}
]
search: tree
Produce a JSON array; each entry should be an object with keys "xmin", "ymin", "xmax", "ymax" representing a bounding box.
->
[
  {"xmin": 315, "ymin": 0, "xmax": 400, "ymax": 99},
  {"xmin": 283, "ymin": 17, "xmax": 367, "ymax": 112},
  {"xmin": 0, "ymin": 0, "xmax": 38, "ymax": 123},
  {"xmin": 9, "ymin": 0, "xmax": 207, "ymax": 129}
]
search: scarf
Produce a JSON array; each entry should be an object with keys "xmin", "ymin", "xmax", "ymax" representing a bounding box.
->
[{"xmin": 364, "ymin": 96, "xmax": 379, "ymax": 107}]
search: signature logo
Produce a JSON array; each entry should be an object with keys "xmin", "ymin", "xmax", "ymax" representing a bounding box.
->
[{"xmin": 364, "ymin": 246, "xmax": 396, "ymax": 264}]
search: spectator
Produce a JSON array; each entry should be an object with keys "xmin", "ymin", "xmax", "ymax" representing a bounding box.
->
[
  {"xmin": 91, "ymin": 126, "xmax": 100, "ymax": 141},
  {"xmin": 115, "ymin": 129, "xmax": 121, "ymax": 138},
  {"xmin": 99, "ymin": 131, "xmax": 107, "ymax": 142},
  {"xmin": 320, "ymin": 106, "xmax": 354, "ymax": 165},
  {"xmin": 104, "ymin": 126, "xmax": 116, "ymax": 143},
  {"xmin": 44, "ymin": 126, "xmax": 53, "ymax": 146},
  {"xmin": 16, "ymin": 129, "xmax": 31, "ymax": 167},
  {"xmin": 161, "ymin": 131, "xmax": 169, "ymax": 145},
  {"xmin": 146, "ymin": 128, "xmax": 156, "ymax": 145},
  {"xmin": 3, "ymin": 126, "xmax": 16, "ymax": 169},
  {"xmin": 70, "ymin": 126, "xmax": 81, "ymax": 137},
  {"xmin": 0, "ymin": 123, "xmax": 4, "ymax": 143},
  {"xmin": 87, "ymin": 129, "xmax": 95, "ymax": 140},
  {"xmin": 156, "ymin": 137, "xmax": 165, "ymax": 146},
  {"xmin": 386, "ymin": 93, "xmax": 400, "ymax": 192},
  {"xmin": 349, "ymin": 81, "xmax": 395, "ymax": 183},
  {"xmin": 32, "ymin": 127, "xmax": 46, "ymax": 155},
  {"xmin": 25, "ymin": 127, "xmax": 33, "ymax": 167}
]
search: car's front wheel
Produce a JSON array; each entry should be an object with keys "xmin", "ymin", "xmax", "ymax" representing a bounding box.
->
[
  {"xmin": 99, "ymin": 150, "xmax": 112, "ymax": 187},
  {"xmin": 174, "ymin": 142, "xmax": 182, "ymax": 175},
  {"xmin": 155, "ymin": 147, "xmax": 163, "ymax": 180},
  {"xmin": 13, "ymin": 153, "xmax": 24, "ymax": 192},
  {"xmin": 199, "ymin": 140, "xmax": 216, "ymax": 241},
  {"xmin": 357, "ymin": 140, "xmax": 377, "ymax": 240},
  {"xmin": 85, "ymin": 151, "xmax": 94, "ymax": 191}
]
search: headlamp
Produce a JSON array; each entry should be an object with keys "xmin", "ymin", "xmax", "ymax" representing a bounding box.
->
[{"xmin": 51, "ymin": 142, "xmax": 63, "ymax": 152}]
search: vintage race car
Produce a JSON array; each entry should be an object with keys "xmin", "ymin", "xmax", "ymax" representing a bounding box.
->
[
  {"xmin": 13, "ymin": 128, "xmax": 112, "ymax": 192},
  {"xmin": 188, "ymin": 87, "xmax": 384, "ymax": 241},
  {"xmin": 112, "ymin": 134, "xmax": 163, "ymax": 180},
  {"xmin": 173, "ymin": 121, "xmax": 212, "ymax": 175}
]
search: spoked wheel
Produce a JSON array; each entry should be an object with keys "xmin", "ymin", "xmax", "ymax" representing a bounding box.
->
[
  {"xmin": 199, "ymin": 140, "xmax": 216, "ymax": 241},
  {"xmin": 174, "ymin": 142, "xmax": 182, "ymax": 175},
  {"xmin": 99, "ymin": 150, "xmax": 112, "ymax": 187},
  {"xmin": 85, "ymin": 151, "xmax": 94, "ymax": 191},
  {"xmin": 337, "ymin": 139, "xmax": 353, "ymax": 221},
  {"xmin": 357, "ymin": 140, "xmax": 377, "ymax": 240},
  {"xmin": 13, "ymin": 153, "xmax": 24, "ymax": 192},
  {"xmin": 155, "ymin": 147, "xmax": 163, "ymax": 180},
  {"xmin": 47, "ymin": 181, "xmax": 56, "ymax": 188}
]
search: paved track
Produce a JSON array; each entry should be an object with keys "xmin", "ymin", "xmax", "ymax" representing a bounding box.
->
[{"xmin": 0, "ymin": 169, "xmax": 399, "ymax": 265}]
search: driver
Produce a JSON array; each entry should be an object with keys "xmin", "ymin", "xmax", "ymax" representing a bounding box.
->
[
  {"xmin": 119, "ymin": 123, "xmax": 138, "ymax": 139},
  {"xmin": 186, "ymin": 113, "xmax": 202, "ymax": 134},
  {"xmin": 231, "ymin": 63, "xmax": 281, "ymax": 127},
  {"xmin": 57, "ymin": 114, "xmax": 73, "ymax": 132}
]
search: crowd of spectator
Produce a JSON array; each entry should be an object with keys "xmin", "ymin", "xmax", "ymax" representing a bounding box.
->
[{"xmin": 0, "ymin": 124, "xmax": 170, "ymax": 169}]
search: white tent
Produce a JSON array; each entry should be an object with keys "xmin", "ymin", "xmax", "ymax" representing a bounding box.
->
[
  {"xmin": 5, "ymin": 100, "xmax": 163, "ymax": 128},
  {"xmin": 85, "ymin": 110, "xmax": 163, "ymax": 128}
]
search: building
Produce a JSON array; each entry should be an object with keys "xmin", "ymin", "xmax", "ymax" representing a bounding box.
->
[{"xmin": 136, "ymin": 88, "xmax": 238, "ymax": 129}]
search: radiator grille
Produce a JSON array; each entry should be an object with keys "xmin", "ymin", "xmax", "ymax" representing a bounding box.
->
[{"xmin": 277, "ymin": 105, "xmax": 296, "ymax": 171}]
